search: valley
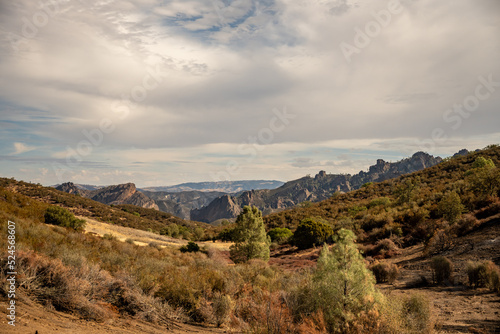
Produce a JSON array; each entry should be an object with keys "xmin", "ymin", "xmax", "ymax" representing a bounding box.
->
[{"xmin": 1, "ymin": 146, "xmax": 499, "ymax": 333}]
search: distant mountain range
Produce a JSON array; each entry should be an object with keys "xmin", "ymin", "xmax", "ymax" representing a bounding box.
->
[
  {"xmin": 54, "ymin": 180, "xmax": 284, "ymax": 220},
  {"xmin": 139, "ymin": 180, "xmax": 284, "ymax": 193},
  {"xmin": 55, "ymin": 151, "xmax": 446, "ymax": 223},
  {"xmin": 191, "ymin": 151, "xmax": 443, "ymax": 223}
]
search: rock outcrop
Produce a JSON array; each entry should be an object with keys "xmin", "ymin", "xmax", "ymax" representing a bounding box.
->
[
  {"xmin": 57, "ymin": 182, "xmax": 158, "ymax": 210},
  {"xmin": 55, "ymin": 182, "xmax": 90, "ymax": 197},
  {"xmin": 191, "ymin": 195, "xmax": 242, "ymax": 223}
]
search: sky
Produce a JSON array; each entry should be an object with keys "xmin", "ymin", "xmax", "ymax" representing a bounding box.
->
[{"xmin": 0, "ymin": 0, "xmax": 499, "ymax": 187}]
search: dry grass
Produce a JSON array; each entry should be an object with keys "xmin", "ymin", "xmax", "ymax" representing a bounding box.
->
[{"xmin": 81, "ymin": 216, "xmax": 233, "ymax": 251}]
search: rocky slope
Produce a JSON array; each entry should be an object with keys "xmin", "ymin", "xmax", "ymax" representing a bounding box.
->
[
  {"xmin": 141, "ymin": 190, "xmax": 226, "ymax": 220},
  {"xmin": 192, "ymin": 152, "xmax": 442, "ymax": 223},
  {"xmin": 56, "ymin": 182, "xmax": 158, "ymax": 210}
]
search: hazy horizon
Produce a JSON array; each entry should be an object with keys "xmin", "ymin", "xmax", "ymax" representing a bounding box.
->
[{"xmin": 1, "ymin": 0, "xmax": 499, "ymax": 187}]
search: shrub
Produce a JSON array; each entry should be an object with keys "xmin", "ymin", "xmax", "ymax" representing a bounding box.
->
[
  {"xmin": 103, "ymin": 233, "xmax": 117, "ymax": 241},
  {"xmin": 217, "ymin": 228, "xmax": 236, "ymax": 242},
  {"xmin": 466, "ymin": 261, "xmax": 500, "ymax": 292},
  {"xmin": 44, "ymin": 206, "xmax": 86, "ymax": 232},
  {"xmin": 402, "ymin": 293, "xmax": 433, "ymax": 334},
  {"xmin": 180, "ymin": 241, "xmax": 200, "ymax": 253},
  {"xmin": 368, "ymin": 197, "xmax": 392, "ymax": 208},
  {"xmin": 370, "ymin": 262, "xmax": 399, "ymax": 284},
  {"xmin": 471, "ymin": 156, "xmax": 495, "ymax": 169},
  {"xmin": 430, "ymin": 256, "xmax": 453, "ymax": 285},
  {"xmin": 425, "ymin": 229, "xmax": 453, "ymax": 256},
  {"xmin": 292, "ymin": 218, "xmax": 333, "ymax": 250},
  {"xmin": 212, "ymin": 292, "xmax": 232, "ymax": 327},
  {"xmin": 267, "ymin": 227, "xmax": 293, "ymax": 244}
]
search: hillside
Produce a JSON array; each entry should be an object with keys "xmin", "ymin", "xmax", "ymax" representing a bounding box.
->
[
  {"xmin": 56, "ymin": 182, "xmax": 158, "ymax": 210},
  {"xmin": 1, "ymin": 178, "xmax": 216, "ymax": 239},
  {"xmin": 193, "ymin": 151, "xmax": 443, "ymax": 223}
]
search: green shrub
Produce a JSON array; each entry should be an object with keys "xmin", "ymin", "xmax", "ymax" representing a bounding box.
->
[
  {"xmin": 180, "ymin": 241, "xmax": 200, "ymax": 253},
  {"xmin": 217, "ymin": 228, "xmax": 236, "ymax": 242},
  {"xmin": 44, "ymin": 206, "xmax": 86, "ymax": 232},
  {"xmin": 368, "ymin": 197, "xmax": 392, "ymax": 208},
  {"xmin": 430, "ymin": 256, "xmax": 453, "ymax": 285},
  {"xmin": 267, "ymin": 227, "xmax": 293, "ymax": 244},
  {"xmin": 292, "ymin": 218, "xmax": 333, "ymax": 250}
]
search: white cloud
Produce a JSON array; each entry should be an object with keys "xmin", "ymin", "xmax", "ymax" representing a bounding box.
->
[
  {"xmin": 11, "ymin": 142, "xmax": 36, "ymax": 155},
  {"xmin": 0, "ymin": 0, "xmax": 499, "ymax": 185}
]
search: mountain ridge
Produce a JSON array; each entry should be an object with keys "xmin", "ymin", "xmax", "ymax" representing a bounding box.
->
[
  {"xmin": 56, "ymin": 182, "xmax": 158, "ymax": 210},
  {"xmin": 191, "ymin": 151, "xmax": 443, "ymax": 223}
]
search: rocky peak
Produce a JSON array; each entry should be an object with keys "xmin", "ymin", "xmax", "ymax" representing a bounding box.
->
[
  {"xmin": 315, "ymin": 171, "xmax": 327, "ymax": 179},
  {"xmin": 56, "ymin": 182, "xmax": 89, "ymax": 197},
  {"xmin": 190, "ymin": 194, "xmax": 242, "ymax": 223},
  {"xmin": 56, "ymin": 182, "xmax": 158, "ymax": 210}
]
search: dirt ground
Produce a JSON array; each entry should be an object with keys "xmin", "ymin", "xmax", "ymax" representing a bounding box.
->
[
  {"xmin": 379, "ymin": 218, "xmax": 500, "ymax": 334},
  {"xmin": 0, "ymin": 298, "xmax": 228, "ymax": 334}
]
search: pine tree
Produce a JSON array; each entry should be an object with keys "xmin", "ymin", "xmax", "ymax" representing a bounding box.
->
[
  {"xmin": 229, "ymin": 206, "xmax": 270, "ymax": 263},
  {"xmin": 312, "ymin": 228, "xmax": 382, "ymax": 333}
]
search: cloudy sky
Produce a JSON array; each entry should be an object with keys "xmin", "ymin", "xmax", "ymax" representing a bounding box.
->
[{"xmin": 1, "ymin": 0, "xmax": 499, "ymax": 187}]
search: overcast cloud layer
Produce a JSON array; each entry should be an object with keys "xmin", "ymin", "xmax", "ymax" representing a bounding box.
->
[{"xmin": 1, "ymin": 0, "xmax": 499, "ymax": 186}]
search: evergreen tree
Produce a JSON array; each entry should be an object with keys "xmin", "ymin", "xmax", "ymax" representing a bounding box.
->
[
  {"xmin": 229, "ymin": 206, "xmax": 270, "ymax": 263},
  {"xmin": 312, "ymin": 229, "xmax": 382, "ymax": 333},
  {"xmin": 438, "ymin": 191, "xmax": 464, "ymax": 223}
]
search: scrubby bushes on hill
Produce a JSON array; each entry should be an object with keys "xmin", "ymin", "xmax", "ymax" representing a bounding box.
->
[
  {"xmin": 264, "ymin": 146, "xmax": 500, "ymax": 248},
  {"xmin": 44, "ymin": 205, "xmax": 86, "ymax": 232}
]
